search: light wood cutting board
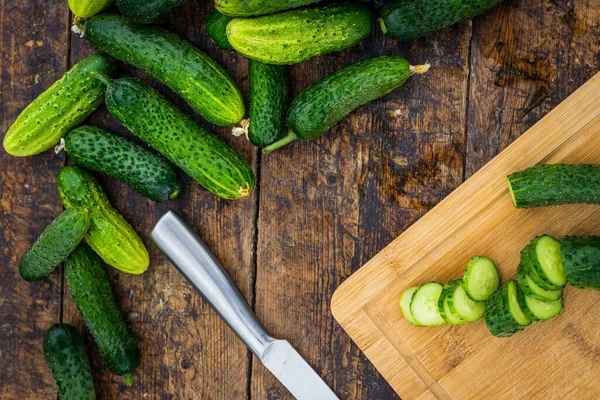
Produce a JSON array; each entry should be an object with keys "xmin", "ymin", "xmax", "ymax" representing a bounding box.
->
[{"xmin": 331, "ymin": 72, "xmax": 600, "ymax": 400}]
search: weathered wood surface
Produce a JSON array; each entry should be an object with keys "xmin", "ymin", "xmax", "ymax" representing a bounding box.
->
[{"xmin": 1, "ymin": 0, "xmax": 599, "ymax": 399}]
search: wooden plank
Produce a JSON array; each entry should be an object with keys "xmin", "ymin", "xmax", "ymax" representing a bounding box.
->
[
  {"xmin": 61, "ymin": 2, "xmax": 256, "ymax": 398},
  {"xmin": 253, "ymin": 20, "xmax": 473, "ymax": 399},
  {"xmin": 0, "ymin": 1, "xmax": 69, "ymax": 399}
]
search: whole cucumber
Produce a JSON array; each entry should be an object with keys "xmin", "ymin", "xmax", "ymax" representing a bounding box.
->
[
  {"xmin": 100, "ymin": 76, "xmax": 255, "ymax": 200},
  {"xmin": 3, "ymin": 54, "xmax": 116, "ymax": 156},
  {"xmin": 43, "ymin": 324, "xmax": 96, "ymax": 400},
  {"xmin": 78, "ymin": 14, "xmax": 245, "ymax": 126},
  {"xmin": 117, "ymin": 0, "xmax": 188, "ymax": 24},
  {"xmin": 264, "ymin": 56, "xmax": 429, "ymax": 152},
  {"xmin": 69, "ymin": 0, "xmax": 114, "ymax": 18},
  {"xmin": 216, "ymin": 0, "xmax": 322, "ymax": 17},
  {"xmin": 19, "ymin": 207, "xmax": 90, "ymax": 282},
  {"xmin": 206, "ymin": 9, "xmax": 233, "ymax": 49},
  {"xmin": 57, "ymin": 165, "xmax": 150, "ymax": 274},
  {"xmin": 379, "ymin": 0, "xmax": 503, "ymax": 41},
  {"xmin": 248, "ymin": 61, "xmax": 288, "ymax": 148},
  {"xmin": 226, "ymin": 2, "xmax": 372, "ymax": 65},
  {"xmin": 65, "ymin": 126, "xmax": 182, "ymax": 202},
  {"xmin": 66, "ymin": 244, "xmax": 140, "ymax": 384}
]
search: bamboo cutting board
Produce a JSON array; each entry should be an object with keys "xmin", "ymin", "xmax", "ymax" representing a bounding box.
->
[{"xmin": 331, "ymin": 72, "xmax": 600, "ymax": 400}]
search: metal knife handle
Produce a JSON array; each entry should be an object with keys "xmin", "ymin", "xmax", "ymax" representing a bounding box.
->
[{"xmin": 151, "ymin": 210, "xmax": 275, "ymax": 358}]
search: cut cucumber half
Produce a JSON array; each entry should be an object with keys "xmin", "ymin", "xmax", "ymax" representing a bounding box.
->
[
  {"xmin": 506, "ymin": 280, "xmax": 531, "ymax": 326},
  {"xmin": 530, "ymin": 235, "xmax": 566, "ymax": 287},
  {"xmin": 447, "ymin": 279, "xmax": 485, "ymax": 322},
  {"xmin": 463, "ymin": 256, "xmax": 500, "ymax": 301},
  {"xmin": 410, "ymin": 282, "xmax": 445, "ymax": 326},
  {"xmin": 438, "ymin": 280, "xmax": 468, "ymax": 325},
  {"xmin": 400, "ymin": 286, "xmax": 422, "ymax": 326},
  {"xmin": 520, "ymin": 291, "xmax": 564, "ymax": 321},
  {"xmin": 517, "ymin": 264, "xmax": 563, "ymax": 301}
]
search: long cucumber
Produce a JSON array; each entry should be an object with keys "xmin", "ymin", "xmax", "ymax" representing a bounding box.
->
[{"xmin": 117, "ymin": 0, "xmax": 188, "ymax": 23}]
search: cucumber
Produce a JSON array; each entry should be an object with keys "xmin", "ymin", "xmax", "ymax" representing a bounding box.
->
[
  {"xmin": 518, "ymin": 290, "xmax": 563, "ymax": 321},
  {"xmin": 264, "ymin": 56, "xmax": 429, "ymax": 152},
  {"xmin": 64, "ymin": 126, "xmax": 182, "ymax": 202},
  {"xmin": 207, "ymin": 10, "xmax": 233, "ymax": 49},
  {"xmin": 410, "ymin": 282, "xmax": 445, "ymax": 326},
  {"xmin": 226, "ymin": 2, "xmax": 372, "ymax": 65},
  {"xmin": 3, "ymin": 54, "xmax": 116, "ymax": 156},
  {"xmin": 77, "ymin": 14, "xmax": 245, "ymax": 127},
  {"xmin": 19, "ymin": 208, "xmax": 90, "ymax": 282},
  {"xmin": 438, "ymin": 280, "xmax": 468, "ymax": 325},
  {"xmin": 57, "ymin": 166, "xmax": 150, "ymax": 274},
  {"xmin": 117, "ymin": 0, "xmax": 188, "ymax": 23},
  {"xmin": 462, "ymin": 256, "xmax": 500, "ymax": 301},
  {"xmin": 216, "ymin": 0, "xmax": 322, "ymax": 17},
  {"xmin": 507, "ymin": 164, "xmax": 600, "ymax": 208},
  {"xmin": 247, "ymin": 61, "xmax": 288, "ymax": 148},
  {"xmin": 517, "ymin": 263, "xmax": 563, "ymax": 302},
  {"xmin": 505, "ymin": 280, "xmax": 531, "ymax": 327},
  {"xmin": 400, "ymin": 286, "xmax": 423, "ymax": 326},
  {"xmin": 379, "ymin": 0, "xmax": 503, "ymax": 41},
  {"xmin": 69, "ymin": 0, "xmax": 114, "ymax": 18},
  {"xmin": 520, "ymin": 248, "xmax": 561, "ymax": 292},
  {"xmin": 66, "ymin": 244, "xmax": 140, "ymax": 384},
  {"xmin": 100, "ymin": 76, "xmax": 255, "ymax": 200},
  {"xmin": 561, "ymin": 236, "xmax": 600, "ymax": 289},
  {"xmin": 446, "ymin": 278, "xmax": 485, "ymax": 322},
  {"xmin": 44, "ymin": 324, "xmax": 96, "ymax": 400},
  {"xmin": 525, "ymin": 235, "xmax": 566, "ymax": 287},
  {"xmin": 484, "ymin": 284, "xmax": 526, "ymax": 337}
]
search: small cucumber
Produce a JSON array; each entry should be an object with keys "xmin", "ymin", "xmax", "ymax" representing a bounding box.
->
[
  {"xmin": 216, "ymin": 0, "xmax": 322, "ymax": 17},
  {"xmin": 78, "ymin": 14, "xmax": 245, "ymax": 127},
  {"xmin": 207, "ymin": 10, "xmax": 233, "ymax": 49},
  {"xmin": 561, "ymin": 236, "xmax": 600, "ymax": 289},
  {"xmin": 19, "ymin": 207, "xmax": 90, "ymax": 282},
  {"xmin": 226, "ymin": 2, "xmax": 372, "ymax": 65},
  {"xmin": 66, "ymin": 244, "xmax": 140, "ymax": 384},
  {"xmin": 399, "ymin": 286, "xmax": 423, "ymax": 326},
  {"xmin": 117, "ymin": 0, "xmax": 188, "ymax": 23},
  {"xmin": 265, "ymin": 56, "xmax": 429, "ymax": 152},
  {"xmin": 100, "ymin": 76, "xmax": 255, "ymax": 200},
  {"xmin": 43, "ymin": 324, "xmax": 96, "ymax": 400},
  {"xmin": 248, "ymin": 61, "xmax": 288, "ymax": 148},
  {"xmin": 462, "ymin": 256, "xmax": 500, "ymax": 302},
  {"xmin": 57, "ymin": 166, "xmax": 150, "ymax": 274},
  {"xmin": 69, "ymin": 0, "xmax": 114, "ymax": 18},
  {"xmin": 3, "ymin": 54, "xmax": 116, "ymax": 156},
  {"xmin": 379, "ymin": 0, "xmax": 503, "ymax": 41},
  {"xmin": 507, "ymin": 164, "xmax": 600, "ymax": 208},
  {"xmin": 64, "ymin": 126, "xmax": 182, "ymax": 202}
]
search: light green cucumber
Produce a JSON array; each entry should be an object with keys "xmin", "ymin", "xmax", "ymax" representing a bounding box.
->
[{"xmin": 69, "ymin": 0, "xmax": 114, "ymax": 18}]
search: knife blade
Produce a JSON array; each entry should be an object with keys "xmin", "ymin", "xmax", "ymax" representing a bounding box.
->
[{"xmin": 151, "ymin": 210, "xmax": 338, "ymax": 400}]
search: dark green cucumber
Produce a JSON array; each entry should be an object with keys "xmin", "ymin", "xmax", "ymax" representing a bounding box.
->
[
  {"xmin": 485, "ymin": 283, "xmax": 527, "ymax": 338},
  {"xmin": 216, "ymin": 0, "xmax": 322, "ymax": 16},
  {"xmin": 100, "ymin": 76, "xmax": 255, "ymax": 200},
  {"xmin": 19, "ymin": 207, "xmax": 90, "ymax": 282},
  {"xmin": 248, "ymin": 61, "xmax": 288, "ymax": 148},
  {"xmin": 226, "ymin": 2, "xmax": 372, "ymax": 65},
  {"xmin": 3, "ymin": 54, "xmax": 116, "ymax": 156},
  {"xmin": 64, "ymin": 126, "xmax": 182, "ymax": 202},
  {"xmin": 207, "ymin": 10, "xmax": 233, "ymax": 49},
  {"xmin": 43, "ymin": 324, "xmax": 96, "ymax": 400},
  {"xmin": 561, "ymin": 236, "xmax": 600, "ymax": 289},
  {"xmin": 66, "ymin": 244, "xmax": 140, "ymax": 384},
  {"xmin": 57, "ymin": 166, "xmax": 150, "ymax": 274},
  {"xmin": 78, "ymin": 14, "xmax": 244, "ymax": 126},
  {"xmin": 264, "ymin": 56, "xmax": 429, "ymax": 152},
  {"xmin": 379, "ymin": 0, "xmax": 503, "ymax": 41},
  {"xmin": 117, "ymin": 0, "xmax": 188, "ymax": 23},
  {"xmin": 507, "ymin": 164, "xmax": 600, "ymax": 208}
]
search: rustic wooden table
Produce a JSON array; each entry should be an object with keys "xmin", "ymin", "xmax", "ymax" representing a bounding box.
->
[{"xmin": 1, "ymin": 0, "xmax": 599, "ymax": 399}]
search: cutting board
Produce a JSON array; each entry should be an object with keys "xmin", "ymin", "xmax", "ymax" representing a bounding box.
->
[{"xmin": 331, "ymin": 72, "xmax": 600, "ymax": 400}]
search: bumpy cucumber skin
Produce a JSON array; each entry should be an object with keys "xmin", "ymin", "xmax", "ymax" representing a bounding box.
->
[
  {"xmin": 19, "ymin": 208, "xmax": 90, "ymax": 282},
  {"xmin": 507, "ymin": 164, "xmax": 600, "ymax": 208},
  {"xmin": 65, "ymin": 126, "xmax": 182, "ymax": 202},
  {"xmin": 3, "ymin": 54, "xmax": 116, "ymax": 156},
  {"xmin": 57, "ymin": 166, "xmax": 150, "ymax": 274},
  {"xmin": 226, "ymin": 2, "xmax": 372, "ymax": 65},
  {"xmin": 117, "ymin": 0, "xmax": 188, "ymax": 23},
  {"xmin": 82, "ymin": 14, "xmax": 244, "ymax": 126},
  {"xmin": 66, "ymin": 244, "xmax": 140, "ymax": 379},
  {"xmin": 379, "ymin": 0, "xmax": 503, "ymax": 41},
  {"xmin": 105, "ymin": 78, "xmax": 255, "ymax": 200},
  {"xmin": 249, "ymin": 61, "xmax": 289, "ymax": 147},
  {"xmin": 69, "ymin": 0, "xmax": 114, "ymax": 18},
  {"xmin": 216, "ymin": 0, "xmax": 322, "ymax": 16},
  {"xmin": 484, "ymin": 285, "xmax": 523, "ymax": 337},
  {"xmin": 561, "ymin": 236, "xmax": 600, "ymax": 289},
  {"xmin": 44, "ymin": 324, "xmax": 96, "ymax": 400},
  {"xmin": 207, "ymin": 10, "xmax": 233, "ymax": 49}
]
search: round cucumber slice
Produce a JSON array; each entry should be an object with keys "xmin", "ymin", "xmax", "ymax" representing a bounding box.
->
[
  {"xmin": 534, "ymin": 235, "xmax": 566, "ymax": 287},
  {"xmin": 400, "ymin": 286, "xmax": 422, "ymax": 326},
  {"xmin": 448, "ymin": 280, "xmax": 485, "ymax": 322},
  {"xmin": 506, "ymin": 281, "xmax": 531, "ymax": 326},
  {"xmin": 438, "ymin": 280, "xmax": 468, "ymax": 325},
  {"xmin": 410, "ymin": 282, "xmax": 445, "ymax": 326},
  {"xmin": 517, "ymin": 264, "xmax": 563, "ymax": 301},
  {"xmin": 522, "ymin": 293, "xmax": 564, "ymax": 321},
  {"xmin": 463, "ymin": 256, "xmax": 500, "ymax": 301}
]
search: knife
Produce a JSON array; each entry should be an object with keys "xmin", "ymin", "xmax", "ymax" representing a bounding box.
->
[{"xmin": 151, "ymin": 210, "xmax": 339, "ymax": 400}]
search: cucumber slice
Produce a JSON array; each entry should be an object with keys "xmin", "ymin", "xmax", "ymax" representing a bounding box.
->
[
  {"xmin": 400, "ymin": 286, "xmax": 422, "ymax": 326},
  {"xmin": 410, "ymin": 282, "xmax": 445, "ymax": 326},
  {"xmin": 506, "ymin": 280, "xmax": 531, "ymax": 326},
  {"xmin": 517, "ymin": 264, "xmax": 563, "ymax": 301},
  {"xmin": 447, "ymin": 279, "xmax": 485, "ymax": 322},
  {"xmin": 530, "ymin": 235, "xmax": 566, "ymax": 287},
  {"xmin": 438, "ymin": 280, "xmax": 468, "ymax": 325},
  {"xmin": 520, "ymin": 250, "xmax": 561, "ymax": 291},
  {"xmin": 485, "ymin": 287, "xmax": 521, "ymax": 337},
  {"xmin": 520, "ymin": 292, "xmax": 564, "ymax": 321},
  {"xmin": 462, "ymin": 256, "xmax": 500, "ymax": 301}
]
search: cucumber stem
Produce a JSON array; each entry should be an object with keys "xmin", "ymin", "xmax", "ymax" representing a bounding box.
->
[
  {"xmin": 91, "ymin": 71, "xmax": 113, "ymax": 87},
  {"xmin": 410, "ymin": 63, "xmax": 431, "ymax": 75},
  {"xmin": 262, "ymin": 131, "xmax": 298, "ymax": 153},
  {"xmin": 123, "ymin": 373, "xmax": 134, "ymax": 386}
]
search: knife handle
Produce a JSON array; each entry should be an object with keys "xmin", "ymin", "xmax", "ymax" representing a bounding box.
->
[{"xmin": 151, "ymin": 210, "xmax": 274, "ymax": 358}]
